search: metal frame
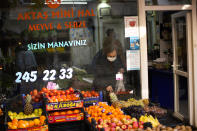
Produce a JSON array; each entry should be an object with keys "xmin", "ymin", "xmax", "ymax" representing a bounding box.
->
[
  {"xmin": 138, "ymin": 0, "xmax": 197, "ymax": 126},
  {"xmin": 171, "ymin": 11, "xmax": 193, "ymax": 124}
]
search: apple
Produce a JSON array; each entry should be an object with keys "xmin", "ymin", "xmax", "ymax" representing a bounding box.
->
[
  {"xmin": 132, "ymin": 122, "xmax": 138, "ymax": 129},
  {"xmin": 110, "ymin": 123, "xmax": 116, "ymax": 128},
  {"xmin": 128, "ymin": 125, "xmax": 133, "ymax": 129},
  {"xmin": 97, "ymin": 124, "xmax": 103, "ymax": 129},
  {"xmin": 104, "ymin": 127, "xmax": 110, "ymax": 131},
  {"xmin": 139, "ymin": 125, "xmax": 144, "ymax": 129},
  {"xmin": 98, "ymin": 119, "xmax": 104, "ymax": 124},
  {"xmin": 131, "ymin": 118, "xmax": 137, "ymax": 123},
  {"xmin": 117, "ymin": 121, "xmax": 123, "ymax": 126},
  {"xmin": 111, "ymin": 118, "xmax": 118, "ymax": 123},
  {"xmin": 139, "ymin": 121, "xmax": 144, "ymax": 125},
  {"xmin": 110, "ymin": 127, "xmax": 116, "ymax": 131},
  {"xmin": 121, "ymin": 125, "xmax": 127, "ymax": 130},
  {"xmin": 116, "ymin": 126, "xmax": 121, "ymax": 130}
]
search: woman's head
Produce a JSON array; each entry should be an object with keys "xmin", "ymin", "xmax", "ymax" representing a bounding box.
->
[{"xmin": 103, "ymin": 38, "xmax": 119, "ymax": 62}]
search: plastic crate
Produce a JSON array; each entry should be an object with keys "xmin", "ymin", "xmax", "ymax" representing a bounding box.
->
[
  {"xmin": 22, "ymin": 94, "xmax": 43, "ymax": 109},
  {"xmin": 83, "ymin": 97, "xmax": 100, "ymax": 107},
  {"xmin": 47, "ymin": 113, "xmax": 84, "ymax": 123},
  {"xmin": 49, "ymin": 121, "xmax": 85, "ymax": 131}
]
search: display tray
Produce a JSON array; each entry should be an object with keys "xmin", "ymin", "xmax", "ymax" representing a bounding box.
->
[
  {"xmin": 47, "ymin": 113, "xmax": 84, "ymax": 123},
  {"xmin": 45, "ymin": 100, "xmax": 84, "ymax": 111},
  {"xmin": 7, "ymin": 125, "xmax": 48, "ymax": 131}
]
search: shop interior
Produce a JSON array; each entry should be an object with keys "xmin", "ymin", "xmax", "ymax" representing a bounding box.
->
[{"xmin": 147, "ymin": 11, "xmax": 189, "ymax": 121}]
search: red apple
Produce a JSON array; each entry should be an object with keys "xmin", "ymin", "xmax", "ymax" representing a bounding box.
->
[
  {"xmin": 128, "ymin": 125, "xmax": 133, "ymax": 129},
  {"xmin": 110, "ymin": 123, "xmax": 116, "ymax": 128},
  {"xmin": 121, "ymin": 125, "xmax": 127, "ymax": 130},
  {"xmin": 139, "ymin": 125, "xmax": 144, "ymax": 129},
  {"xmin": 132, "ymin": 122, "xmax": 138, "ymax": 129}
]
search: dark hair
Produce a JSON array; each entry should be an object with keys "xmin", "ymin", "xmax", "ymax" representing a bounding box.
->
[
  {"xmin": 103, "ymin": 38, "xmax": 119, "ymax": 55},
  {"xmin": 106, "ymin": 28, "xmax": 114, "ymax": 36}
]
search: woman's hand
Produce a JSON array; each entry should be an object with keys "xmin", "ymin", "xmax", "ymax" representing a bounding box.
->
[
  {"xmin": 106, "ymin": 86, "xmax": 113, "ymax": 92},
  {"xmin": 119, "ymin": 68, "xmax": 124, "ymax": 73}
]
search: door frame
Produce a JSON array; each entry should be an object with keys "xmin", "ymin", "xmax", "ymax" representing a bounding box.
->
[
  {"xmin": 138, "ymin": 0, "xmax": 197, "ymax": 126},
  {"xmin": 171, "ymin": 11, "xmax": 193, "ymax": 122}
]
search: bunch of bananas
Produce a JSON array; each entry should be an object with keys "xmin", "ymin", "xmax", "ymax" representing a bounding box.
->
[{"xmin": 139, "ymin": 115, "xmax": 160, "ymax": 128}]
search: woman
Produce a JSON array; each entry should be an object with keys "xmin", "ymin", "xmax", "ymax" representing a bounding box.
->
[{"xmin": 93, "ymin": 38, "xmax": 124, "ymax": 103}]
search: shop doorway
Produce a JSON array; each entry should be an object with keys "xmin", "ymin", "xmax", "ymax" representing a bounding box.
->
[
  {"xmin": 171, "ymin": 11, "xmax": 193, "ymax": 121},
  {"xmin": 146, "ymin": 10, "xmax": 193, "ymax": 123}
]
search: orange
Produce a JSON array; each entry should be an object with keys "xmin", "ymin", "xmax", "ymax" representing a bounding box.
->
[
  {"xmin": 29, "ymin": 121, "xmax": 34, "ymax": 127},
  {"xmin": 33, "ymin": 119, "xmax": 40, "ymax": 126},
  {"xmin": 60, "ymin": 111, "xmax": 66, "ymax": 115},
  {"xmin": 40, "ymin": 116, "xmax": 46, "ymax": 121},
  {"xmin": 73, "ymin": 109, "xmax": 80, "ymax": 114},
  {"xmin": 23, "ymin": 121, "xmax": 29, "ymax": 128},
  {"xmin": 18, "ymin": 123, "xmax": 26, "ymax": 129},
  {"xmin": 88, "ymin": 117, "xmax": 92, "ymax": 123},
  {"xmin": 67, "ymin": 110, "xmax": 73, "ymax": 114},
  {"xmin": 53, "ymin": 112, "xmax": 60, "ymax": 116},
  {"xmin": 18, "ymin": 120, "xmax": 24, "ymax": 125},
  {"xmin": 12, "ymin": 118, "xmax": 18, "ymax": 124}
]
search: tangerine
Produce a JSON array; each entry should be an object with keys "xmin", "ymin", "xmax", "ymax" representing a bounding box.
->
[
  {"xmin": 73, "ymin": 109, "xmax": 80, "ymax": 114},
  {"xmin": 33, "ymin": 119, "xmax": 40, "ymax": 126},
  {"xmin": 29, "ymin": 121, "xmax": 34, "ymax": 127},
  {"xmin": 18, "ymin": 123, "xmax": 26, "ymax": 129},
  {"xmin": 67, "ymin": 110, "xmax": 73, "ymax": 114},
  {"xmin": 53, "ymin": 112, "xmax": 60, "ymax": 116}
]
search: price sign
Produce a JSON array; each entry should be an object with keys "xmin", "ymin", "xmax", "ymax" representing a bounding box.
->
[{"xmin": 15, "ymin": 68, "xmax": 73, "ymax": 83}]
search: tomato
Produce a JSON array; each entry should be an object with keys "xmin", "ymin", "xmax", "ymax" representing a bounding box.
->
[
  {"xmin": 34, "ymin": 98, "xmax": 39, "ymax": 102},
  {"xmin": 65, "ymin": 90, "xmax": 70, "ymax": 95},
  {"xmin": 87, "ymin": 93, "xmax": 91, "ymax": 98},
  {"xmin": 49, "ymin": 92, "xmax": 54, "ymax": 97},
  {"xmin": 69, "ymin": 87, "xmax": 74, "ymax": 93},
  {"xmin": 81, "ymin": 91, "xmax": 85, "ymax": 95},
  {"xmin": 42, "ymin": 88, "xmax": 47, "ymax": 92},
  {"xmin": 61, "ymin": 91, "xmax": 65, "ymax": 95},
  {"xmin": 45, "ymin": 93, "xmax": 49, "ymax": 98},
  {"xmin": 30, "ymin": 91, "xmax": 33, "ymax": 96},
  {"xmin": 83, "ymin": 94, "xmax": 88, "ymax": 98},
  {"xmin": 57, "ymin": 92, "xmax": 61, "ymax": 96},
  {"xmin": 33, "ymin": 89, "xmax": 38, "ymax": 96}
]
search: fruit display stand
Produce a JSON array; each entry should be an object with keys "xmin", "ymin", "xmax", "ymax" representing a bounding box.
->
[
  {"xmin": 41, "ymin": 88, "xmax": 86, "ymax": 131},
  {"xmin": 5, "ymin": 96, "xmax": 48, "ymax": 131}
]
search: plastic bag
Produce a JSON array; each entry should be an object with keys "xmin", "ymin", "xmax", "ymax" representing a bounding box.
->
[{"xmin": 115, "ymin": 72, "xmax": 125, "ymax": 93}]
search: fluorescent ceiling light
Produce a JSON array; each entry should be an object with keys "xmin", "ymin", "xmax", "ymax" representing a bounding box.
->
[{"xmin": 44, "ymin": 0, "xmax": 88, "ymax": 5}]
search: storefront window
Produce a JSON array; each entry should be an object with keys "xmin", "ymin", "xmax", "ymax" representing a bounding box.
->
[
  {"xmin": 145, "ymin": 0, "xmax": 192, "ymax": 6},
  {"xmin": 0, "ymin": 0, "xmax": 140, "ymax": 100}
]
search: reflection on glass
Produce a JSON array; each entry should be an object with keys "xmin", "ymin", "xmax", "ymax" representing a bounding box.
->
[
  {"xmin": 175, "ymin": 16, "xmax": 187, "ymax": 72},
  {"xmin": 145, "ymin": 0, "xmax": 191, "ymax": 6},
  {"xmin": 178, "ymin": 75, "xmax": 188, "ymax": 119},
  {"xmin": 0, "ymin": 1, "xmax": 141, "ymax": 99}
]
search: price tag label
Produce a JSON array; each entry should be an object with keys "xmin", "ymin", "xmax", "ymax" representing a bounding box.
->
[{"xmin": 116, "ymin": 73, "xmax": 123, "ymax": 80}]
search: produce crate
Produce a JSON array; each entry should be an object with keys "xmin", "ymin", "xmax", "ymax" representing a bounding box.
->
[
  {"xmin": 7, "ymin": 125, "xmax": 48, "ymax": 131},
  {"xmin": 83, "ymin": 97, "xmax": 100, "ymax": 107},
  {"xmin": 45, "ymin": 100, "xmax": 84, "ymax": 111},
  {"xmin": 49, "ymin": 121, "xmax": 85, "ymax": 131},
  {"xmin": 47, "ymin": 113, "xmax": 84, "ymax": 123}
]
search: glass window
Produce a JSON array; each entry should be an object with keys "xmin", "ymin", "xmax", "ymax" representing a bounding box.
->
[
  {"xmin": 0, "ymin": 0, "xmax": 141, "ymax": 103},
  {"xmin": 145, "ymin": 0, "xmax": 192, "ymax": 6}
]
